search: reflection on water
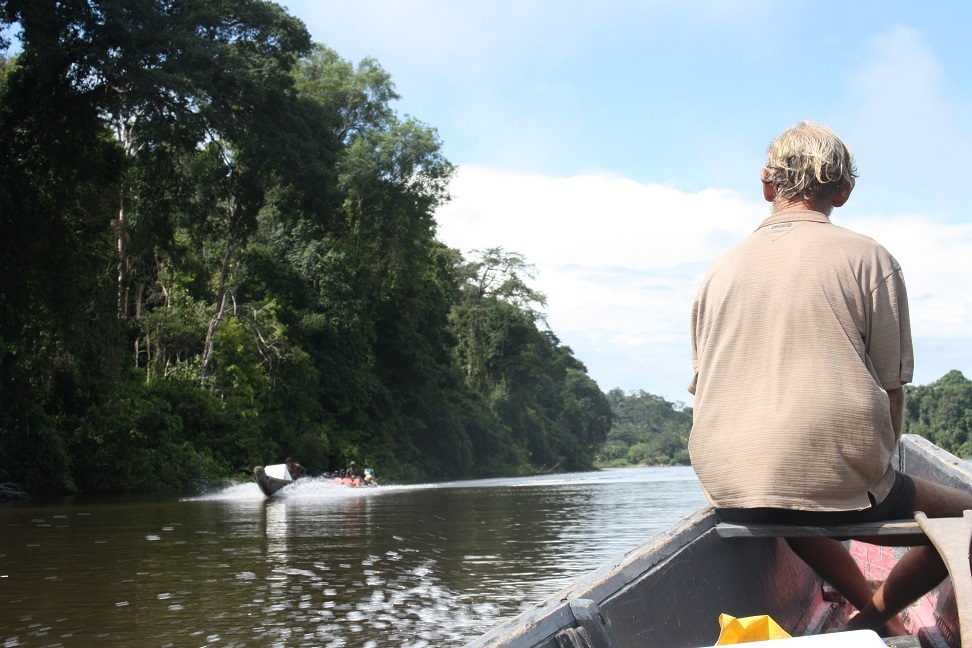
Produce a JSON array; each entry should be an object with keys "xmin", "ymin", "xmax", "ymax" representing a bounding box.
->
[{"xmin": 0, "ymin": 467, "xmax": 706, "ymax": 647}]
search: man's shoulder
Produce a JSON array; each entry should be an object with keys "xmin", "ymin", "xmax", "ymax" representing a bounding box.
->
[
  {"xmin": 825, "ymin": 223, "xmax": 901, "ymax": 267},
  {"xmin": 825, "ymin": 220, "xmax": 880, "ymax": 243},
  {"xmin": 699, "ymin": 219, "xmax": 902, "ymax": 294}
]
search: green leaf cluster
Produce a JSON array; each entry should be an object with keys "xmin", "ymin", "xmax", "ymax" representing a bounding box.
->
[{"xmin": 0, "ymin": 2, "xmax": 612, "ymax": 494}]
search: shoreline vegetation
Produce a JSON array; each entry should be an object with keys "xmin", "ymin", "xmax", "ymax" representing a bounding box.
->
[
  {"xmin": 595, "ymin": 369, "xmax": 972, "ymax": 470},
  {"xmin": 2, "ymin": 4, "xmax": 969, "ymax": 498}
]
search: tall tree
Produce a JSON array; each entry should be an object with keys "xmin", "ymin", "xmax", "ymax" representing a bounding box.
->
[
  {"xmin": 0, "ymin": 0, "xmax": 313, "ymax": 491},
  {"xmin": 451, "ymin": 248, "xmax": 611, "ymax": 471}
]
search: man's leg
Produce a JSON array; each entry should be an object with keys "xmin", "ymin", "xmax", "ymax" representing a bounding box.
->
[
  {"xmin": 841, "ymin": 544, "xmax": 946, "ymax": 632},
  {"xmin": 786, "ymin": 537, "xmax": 908, "ymax": 635},
  {"xmin": 843, "ymin": 477, "xmax": 972, "ymax": 632}
]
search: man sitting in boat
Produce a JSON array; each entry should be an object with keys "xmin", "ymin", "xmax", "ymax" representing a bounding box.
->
[
  {"xmin": 285, "ymin": 457, "xmax": 306, "ymax": 479},
  {"xmin": 345, "ymin": 461, "xmax": 364, "ymax": 480},
  {"xmin": 687, "ymin": 120, "xmax": 972, "ymax": 635}
]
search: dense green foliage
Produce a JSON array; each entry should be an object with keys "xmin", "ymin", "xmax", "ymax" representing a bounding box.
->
[
  {"xmin": 598, "ymin": 390, "xmax": 692, "ymax": 466},
  {"xmin": 0, "ymin": 1, "xmax": 611, "ymax": 494},
  {"xmin": 905, "ymin": 370, "xmax": 972, "ymax": 458},
  {"xmin": 601, "ymin": 371, "xmax": 972, "ymax": 467}
]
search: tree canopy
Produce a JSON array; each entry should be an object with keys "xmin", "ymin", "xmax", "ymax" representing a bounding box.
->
[
  {"xmin": 904, "ymin": 370, "xmax": 972, "ymax": 458},
  {"xmin": 0, "ymin": 2, "xmax": 612, "ymax": 494}
]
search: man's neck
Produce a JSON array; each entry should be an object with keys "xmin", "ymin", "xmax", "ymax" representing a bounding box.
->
[{"xmin": 772, "ymin": 196, "xmax": 833, "ymax": 217}]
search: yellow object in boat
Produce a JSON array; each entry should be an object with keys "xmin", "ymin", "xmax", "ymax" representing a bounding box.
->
[{"xmin": 715, "ymin": 613, "xmax": 791, "ymax": 644}]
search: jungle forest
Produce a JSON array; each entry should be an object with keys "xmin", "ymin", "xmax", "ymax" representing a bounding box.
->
[
  {"xmin": 2, "ymin": 2, "xmax": 969, "ymax": 498},
  {"xmin": 0, "ymin": 0, "xmax": 612, "ymax": 494}
]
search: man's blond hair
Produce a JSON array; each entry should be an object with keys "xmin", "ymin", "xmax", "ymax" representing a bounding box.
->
[{"xmin": 765, "ymin": 121, "xmax": 858, "ymax": 202}]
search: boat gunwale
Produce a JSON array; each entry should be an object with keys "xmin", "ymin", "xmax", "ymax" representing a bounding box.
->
[{"xmin": 465, "ymin": 507, "xmax": 720, "ymax": 647}]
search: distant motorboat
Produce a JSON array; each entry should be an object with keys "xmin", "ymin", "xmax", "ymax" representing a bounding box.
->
[{"xmin": 331, "ymin": 467, "xmax": 379, "ymax": 488}]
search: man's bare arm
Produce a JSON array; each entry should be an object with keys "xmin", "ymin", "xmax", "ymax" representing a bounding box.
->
[{"xmin": 887, "ymin": 387, "xmax": 904, "ymax": 436}]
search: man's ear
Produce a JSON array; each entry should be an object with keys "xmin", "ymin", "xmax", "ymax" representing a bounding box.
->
[
  {"xmin": 760, "ymin": 169, "xmax": 775, "ymax": 203},
  {"xmin": 831, "ymin": 178, "xmax": 855, "ymax": 208}
]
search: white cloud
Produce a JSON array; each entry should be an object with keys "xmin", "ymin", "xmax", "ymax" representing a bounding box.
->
[
  {"xmin": 436, "ymin": 165, "xmax": 972, "ymax": 398},
  {"xmin": 436, "ymin": 166, "xmax": 761, "ymax": 398},
  {"xmin": 844, "ymin": 26, "xmax": 970, "ymax": 215},
  {"xmin": 438, "ymin": 165, "xmax": 759, "ymax": 270}
]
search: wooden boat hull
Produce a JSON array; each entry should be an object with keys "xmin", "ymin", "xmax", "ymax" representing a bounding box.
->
[
  {"xmin": 465, "ymin": 435, "xmax": 969, "ymax": 648},
  {"xmin": 253, "ymin": 465, "xmax": 293, "ymax": 497}
]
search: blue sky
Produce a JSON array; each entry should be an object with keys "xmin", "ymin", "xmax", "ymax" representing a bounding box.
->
[{"xmin": 285, "ymin": 0, "xmax": 972, "ymax": 403}]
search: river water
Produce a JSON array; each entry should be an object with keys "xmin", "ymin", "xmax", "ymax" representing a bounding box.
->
[{"xmin": 1, "ymin": 466, "xmax": 707, "ymax": 647}]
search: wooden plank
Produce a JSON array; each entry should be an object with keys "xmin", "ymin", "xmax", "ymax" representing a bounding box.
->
[
  {"xmin": 915, "ymin": 511, "xmax": 972, "ymax": 648},
  {"xmin": 715, "ymin": 520, "xmax": 923, "ymax": 539}
]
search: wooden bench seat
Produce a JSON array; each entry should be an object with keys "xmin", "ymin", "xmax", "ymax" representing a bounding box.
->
[{"xmin": 715, "ymin": 519, "xmax": 923, "ymax": 539}]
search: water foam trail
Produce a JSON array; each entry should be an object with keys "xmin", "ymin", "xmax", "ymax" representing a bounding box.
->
[{"xmin": 184, "ymin": 475, "xmax": 439, "ymax": 502}]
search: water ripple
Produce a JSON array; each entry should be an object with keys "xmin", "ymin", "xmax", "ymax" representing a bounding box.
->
[{"xmin": 0, "ymin": 466, "xmax": 706, "ymax": 647}]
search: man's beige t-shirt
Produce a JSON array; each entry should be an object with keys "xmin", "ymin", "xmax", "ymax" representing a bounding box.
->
[{"xmin": 688, "ymin": 210, "xmax": 913, "ymax": 512}]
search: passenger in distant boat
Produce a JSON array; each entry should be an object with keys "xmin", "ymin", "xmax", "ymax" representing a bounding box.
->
[
  {"xmin": 345, "ymin": 461, "xmax": 364, "ymax": 480},
  {"xmin": 285, "ymin": 457, "xmax": 306, "ymax": 479},
  {"xmin": 687, "ymin": 121, "xmax": 972, "ymax": 636}
]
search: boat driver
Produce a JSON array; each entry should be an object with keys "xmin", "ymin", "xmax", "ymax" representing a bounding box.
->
[
  {"xmin": 687, "ymin": 121, "xmax": 972, "ymax": 635},
  {"xmin": 285, "ymin": 457, "xmax": 306, "ymax": 479},
  {"xmin": 346, "ymin": 461, "xmax": 364, "ymax": 479}
]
